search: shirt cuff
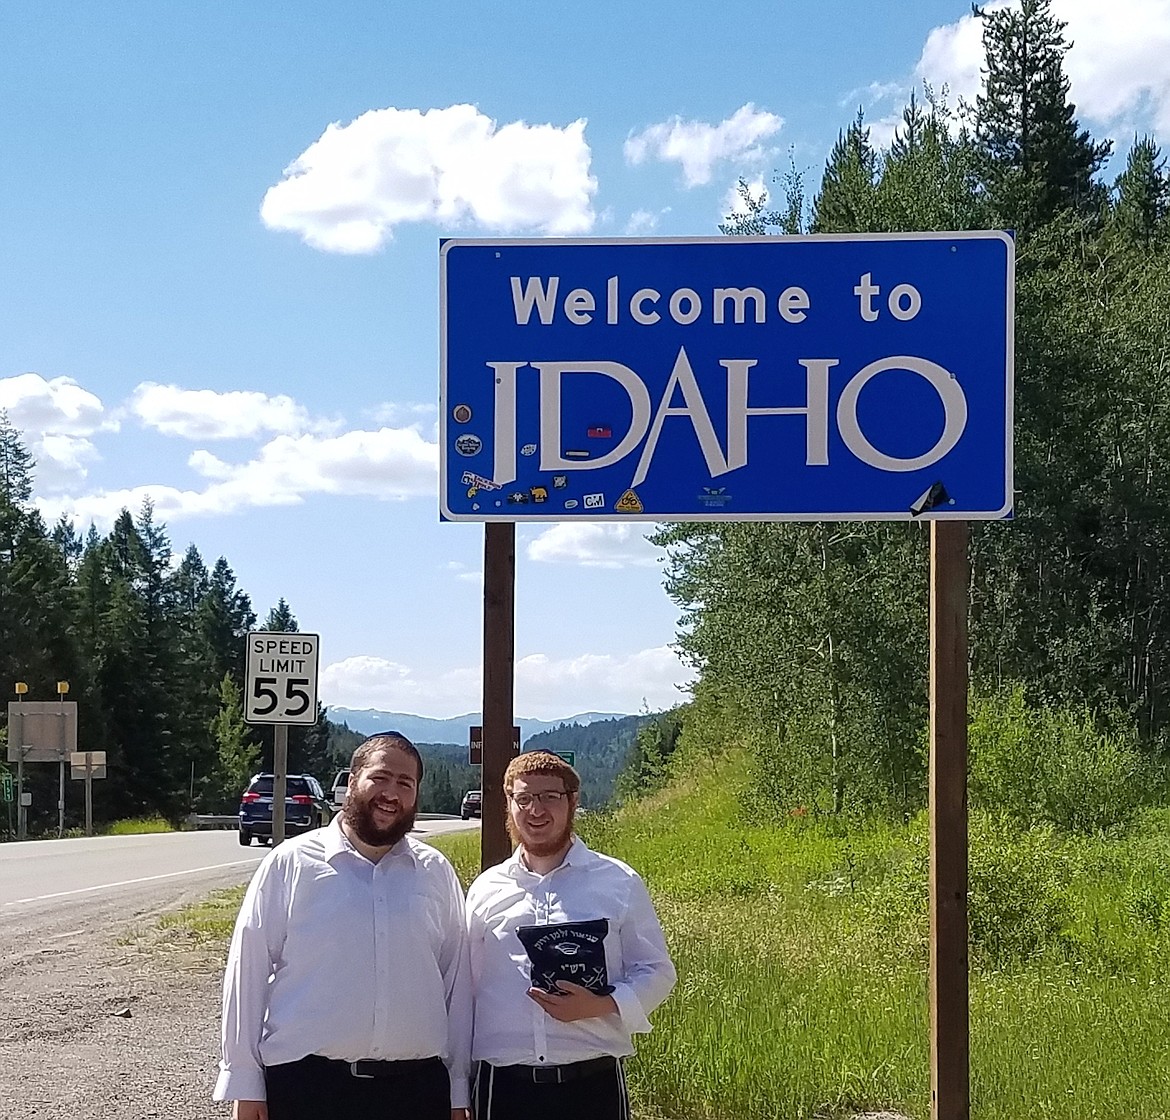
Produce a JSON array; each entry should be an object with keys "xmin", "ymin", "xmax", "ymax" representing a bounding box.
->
[
  {"xmin": 609, "ymin": 984, "xmax": 651, "ymax": 1034},
  {"xmin": 213, "ymin": 1064, "xmax": 267, "ymax": 1103},
  {"xmin": 448, "ymin": 1071, "xmax": 471, "ymax": 1109}
]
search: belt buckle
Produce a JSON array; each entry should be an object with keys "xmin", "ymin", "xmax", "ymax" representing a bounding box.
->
[
  {"xmin": 350, "ymin": 1061, "xmax": 376, "ymax": 1079},
  {"xmin": 532, "ymin": 1066, "xmax": 562, "ymax": 1085}
]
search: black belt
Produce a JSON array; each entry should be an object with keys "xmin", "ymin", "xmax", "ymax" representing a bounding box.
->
[
  {"xmin": 308, "ymin": 1054, "xmax": 443, "ymax": 1079},
  {"xmin": 490, "ymin": 1056, "xmax": 617, "ymax": 1085}
]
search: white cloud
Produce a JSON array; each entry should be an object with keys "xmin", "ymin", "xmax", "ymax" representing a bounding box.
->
[
  {"xmin": 320, "ymin": 646, "xmax": 693, "ymax": 720},
  {"xmin": 624, "ymin": 208, "xmax": 668, "ymax": 234},
  {"xmin": 36, "ymin": 426, "xmax": 438, "ymax": 528},
  {"xmin": 914, "ymin": 1, "xmax": 1170, "ymax": 133},
  {"xmin": 515, "ymin": 648, "xmax": 691, "ymax": 717},
  {"xmin": 0, "ymin": 372, "xmax": 111, "ymax": 436},
  {"xmin": 445, "ymin": 560, "xmax": 483, "ymax": 584},
  {"xmin": 371, "ymin": 401, "xmax": 437, "ymax": 427},
  {"xmin": 261, "ymin": 104, "xmax": 598, "ymax": 252},
  {"xmin": 1, "ymin": 372, "xmax": 115, "ymax": 492},
  {"xmin": 526, "ymin": 523, "xmax": 663, "ymax": 569},
  {"xmin": 33, "ymin": 434, "xmax": 100, "ymax": 492},
  {"xmin": 130, "ymin": 383, "xmax": 315, "ymax": 440},
  {"xmin": 624, "ymin": 103, "xmax": 784, "ymax": 187}
]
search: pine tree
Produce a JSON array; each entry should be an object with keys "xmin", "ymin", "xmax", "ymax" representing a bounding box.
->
[
  {"xmin": 210, "ymin": 673, "xmax": 260, "ymax": 811},
  {"xmin": 811, "ymin": 110, "xmax": 879, "ymax": 232},
  {"xmin": 975, "ymin": 0, "xmax": 1111, "ymax": 231},
  {"xmin": 263, "ymin": 597, "xmax": 298, "ymax": 632},
  {"xmin": 0, "ymin": 410, "xmax": 34, "ymax": 506},
  {"xmin": 1112, "ymin": 136, "xmax": 1169, "ymax": 247}
]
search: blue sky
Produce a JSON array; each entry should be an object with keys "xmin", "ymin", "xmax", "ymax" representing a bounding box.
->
[{"xmin": 3, "ymin": 1, "xmax": 1167, "ymax": 719}]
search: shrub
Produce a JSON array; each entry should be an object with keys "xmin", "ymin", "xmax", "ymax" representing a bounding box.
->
[
  {"xmin": 858, "ymin": 812, "xmax": 1074, "ymax": 965},
  {"xmin": 970, "ymin": 686, "xmax": 1156, "ymax": 833},
  {"xmin": 968, "ymin": 819, "xmax": 1074, "ymax": 964}
]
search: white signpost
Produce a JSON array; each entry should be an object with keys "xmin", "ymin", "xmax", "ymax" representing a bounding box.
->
[{"xmin": 245, "ymin": 632, "xmax": 320, "ymax": 845}]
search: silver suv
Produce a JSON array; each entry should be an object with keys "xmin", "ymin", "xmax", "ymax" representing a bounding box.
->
[{"xmin": 330, "ymin": 769, "xmax": 350, "ymax": 810}]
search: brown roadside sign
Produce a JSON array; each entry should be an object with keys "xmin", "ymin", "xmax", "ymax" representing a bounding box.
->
[{"xmin": 469, "ymin": 724, "xmax": 520, "ymax": 766}]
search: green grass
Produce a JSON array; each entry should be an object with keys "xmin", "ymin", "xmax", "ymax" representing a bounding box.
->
[
  {"xmin": 104, "ymin": 815, "xmax": 175, "ymax": 835},
  {"xmin": 166, "ymin": 779, "xmax": 1170, "ymax": 1119},
  {"xmin": 158, "ymin": 885, "xmax": 246, "ymax": 942},
  {"xmin": 554, "ymin": 755, "xmax": 1170, "ymax": 1119}
]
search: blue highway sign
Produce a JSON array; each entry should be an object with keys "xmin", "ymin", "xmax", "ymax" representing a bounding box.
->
[{"xmin": 439, "ymin": 233, "xmax": 1014, "ymax": 521}]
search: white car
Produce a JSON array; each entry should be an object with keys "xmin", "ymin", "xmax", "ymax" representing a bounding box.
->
[{"xmin": 330, "ymin": 769, "xmax": 350, "ymax": 810}]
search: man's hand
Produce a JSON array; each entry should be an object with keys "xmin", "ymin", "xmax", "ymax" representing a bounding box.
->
[
  {"xmin": 451, "ymin": 1110, "xmax": 470, "ymax": 1120},
  {"xmin": 527, "ymin": 981, "xmax": 619, "ymax": 1022},
  {"xmin": 232, "ymin": 1101, "xmax": 268, "ymax": 1120}
]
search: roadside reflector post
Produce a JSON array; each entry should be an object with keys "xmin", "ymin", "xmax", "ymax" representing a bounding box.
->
[{"xmin": 929, "ymin": 519, "xmax": 970, "ymax": 1120}]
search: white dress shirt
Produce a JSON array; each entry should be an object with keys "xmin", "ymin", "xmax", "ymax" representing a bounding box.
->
[
  {"xmin": 214, "ymin": 818, "xmax": 472, "ymax": 1108},
  {"xmin": 466, "ymin": 836, "xmax": 675, "ymax": 1067}
]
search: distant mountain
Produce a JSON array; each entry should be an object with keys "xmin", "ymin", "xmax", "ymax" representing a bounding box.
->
[{"xmin": 326, "ymin": 707, "xmax": 628, "ymax": 747}]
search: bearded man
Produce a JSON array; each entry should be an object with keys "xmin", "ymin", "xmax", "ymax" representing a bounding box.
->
[
  {"xmin": 465, "ymin": 752, "xmax": 675, "ymax": 1120},
  {"xmin": 215, "ymin": 732, "xmax": 471, "ymax": 1120}
]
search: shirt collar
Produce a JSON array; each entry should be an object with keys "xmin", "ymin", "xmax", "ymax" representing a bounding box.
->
[
  {"xmin": 507, "ymin": 834, "xmax": 588, "ymax": 879},
  {"xmin": 324, "ymin": 815, "xmax": 416, "ymax": 867}
]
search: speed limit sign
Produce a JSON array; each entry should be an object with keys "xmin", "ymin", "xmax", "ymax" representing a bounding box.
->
[{"xmin": 245, "ymin": 632, "xmax": 321, "ymax": 724}]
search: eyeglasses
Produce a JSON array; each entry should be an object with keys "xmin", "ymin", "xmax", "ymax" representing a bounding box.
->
[{"xmin": 509, "ymin": 790, "xmax": 569, "ymax": 810}]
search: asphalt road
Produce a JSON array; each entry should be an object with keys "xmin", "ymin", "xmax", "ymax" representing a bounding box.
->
[{"xmin": 0, "ymin": 817, "xmax": 480, "ymax": 910}]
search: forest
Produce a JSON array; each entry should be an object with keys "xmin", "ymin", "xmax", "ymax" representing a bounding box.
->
[
  {"xmin": 628, "ymin": 0, "xmax": 1170, "ymax": 825},
  {"xmin": 0, "ymin": 445, "xmax": 642, "ymax": 834}
]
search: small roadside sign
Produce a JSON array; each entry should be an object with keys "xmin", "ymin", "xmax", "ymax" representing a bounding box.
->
[
  {"xmin": 553, "ymin": 751, "xmax": 575, "ymax": 766},
  {"xmin": 1, "ymin": 772, "xmax": 12, "ymax": 802},
  {"xmin": 469, "ymin": 724, "xmax": 520, "ymax": 766},
  {"xmin": 245, "ymin": 632, "xmax": 321, "ymax": 724},
  {"xmin": 70, "ymin": 751, "xmax": 108, "ymax": 780}
]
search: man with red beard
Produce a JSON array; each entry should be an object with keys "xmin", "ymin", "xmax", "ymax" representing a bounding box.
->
[
  {"xmin": 465, "ymin": 752, "xmax": 675, "ymax": 1120},
  {"xmin": 215, "ymin": 732, "xmax": 471, "ymax": 1120}
]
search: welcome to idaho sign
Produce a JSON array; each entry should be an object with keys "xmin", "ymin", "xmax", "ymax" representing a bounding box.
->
[{"xmin": 439, "ymin": 233, "xmax": 1013, "ymax": 522}]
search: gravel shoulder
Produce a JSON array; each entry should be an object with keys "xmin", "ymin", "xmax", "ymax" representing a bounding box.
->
[{"xmin": 0, "ymin": 872, "xmax": 245, "ymax": 1120}]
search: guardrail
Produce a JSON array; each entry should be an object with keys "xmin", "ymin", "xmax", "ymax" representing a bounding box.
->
[
  {"xmin": 187, "ymin": 814, "xmax": 237, "ymax": 829},
  {"xmin": 186, "ymin": 812, "xmax": 460, "ymax": 830}
]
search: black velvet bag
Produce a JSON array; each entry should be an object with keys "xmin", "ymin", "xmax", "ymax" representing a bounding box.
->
[{"xmin": 516, "ymin": 919, "xmax": 615, "ymax": 995}]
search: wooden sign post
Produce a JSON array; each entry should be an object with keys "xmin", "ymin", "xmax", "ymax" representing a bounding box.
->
[
  {"xmin": 929, "ymin": 520, "xmax": 970, "ymax": 1120},
  {"xmin": 481, "ymin": 522, "xmax": 515, "ymax": 871}
]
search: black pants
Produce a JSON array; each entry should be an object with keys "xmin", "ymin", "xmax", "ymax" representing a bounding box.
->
[
  {"xmin": 473, "ymin": 1058, "xmax": 629, "ymax": 1120},
  {"xmin": 264, "ymin": 1054, "xmax": 450, "ymax": 1120}
]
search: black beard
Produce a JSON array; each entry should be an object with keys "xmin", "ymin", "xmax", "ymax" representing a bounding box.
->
[{"xmin": 343, "ymin": 795, "xmax": 417, "ymax": 848}]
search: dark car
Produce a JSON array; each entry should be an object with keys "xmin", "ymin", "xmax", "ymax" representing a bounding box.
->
[
  {"xmin": 238, "ymin": 773, "xmax": 331, "ymax": 846},
  {"xmin": 460, "ymin": 789, "xmax": 482, "ymax": 820}
]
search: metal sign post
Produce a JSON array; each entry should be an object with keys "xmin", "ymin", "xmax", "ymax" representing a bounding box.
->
[
  {"xmin": 56, "ymin": 685, "xmax": 69, "ymax": 838},
  {"xmin": 244, "ymin": 632, "xmax": 320, "ymax": 847},
  {"xmin": 70, "ymin": 751, "xmax": 107, "ymax": 837}
]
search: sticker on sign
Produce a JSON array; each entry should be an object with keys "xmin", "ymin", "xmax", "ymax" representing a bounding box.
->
[{"xmin": 245, "ymin": 632, "xmax": 321, "ymax": 725}]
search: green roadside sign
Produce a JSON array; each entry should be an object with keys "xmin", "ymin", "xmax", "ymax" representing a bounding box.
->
[
  {"xmin": 553, "ymin": 751, "xmax": 575, "ymax": 767},
  {"xmin": 1, "ymin": 772, "xmax": 12, "ymax": 802}
]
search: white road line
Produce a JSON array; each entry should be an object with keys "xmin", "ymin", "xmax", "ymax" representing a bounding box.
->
[{"xmin": 3, "ymin": 857, "xmax": 264, "ymax": 906}]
